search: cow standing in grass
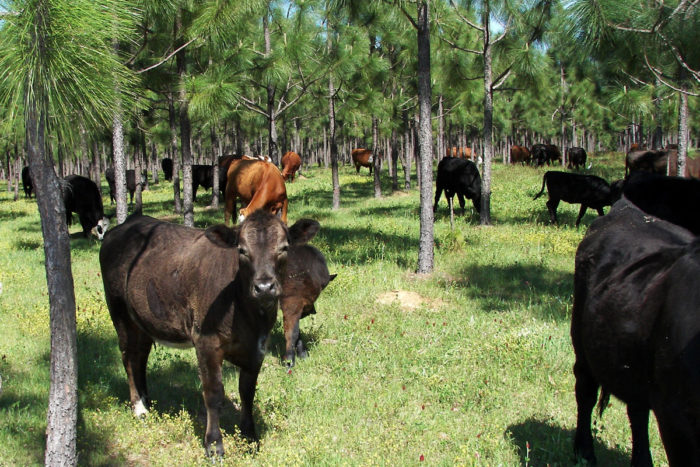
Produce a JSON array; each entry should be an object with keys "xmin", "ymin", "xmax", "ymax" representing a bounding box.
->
[
  {"xmin": 572, "ymin": 197, "xmax": 700, "ymax": 465},
  {"xmin": 62, "ymin": 175, "xmax": 110, "ymax": 240},
  {"xmin": 533, "ymin": 171, "xmax": 620, "ymax": 227},
  {"xmin": 99, "ymin": 211, "xmax": 321, "ymax": 457},
  {"xmin": 433, "ymin": 157, "xmax": 482, "ymax": 219}
]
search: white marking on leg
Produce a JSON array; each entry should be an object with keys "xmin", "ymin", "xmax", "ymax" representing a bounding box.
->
[{"xmin": 133, "ymin": 398, "xmax": 148, "ymax": 417}]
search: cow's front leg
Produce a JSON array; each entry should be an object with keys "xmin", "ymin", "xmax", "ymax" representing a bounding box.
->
[
  {"xmin": 238, "ymin": 367, "xmax": 261, "ymax": 441},
  {"xmin": 283, "ymin": 314, "xmax": 302, "ymax": 367},
  {"xmin": 196, "ymin": 345, "xmax": 226, "ymax": 457}
]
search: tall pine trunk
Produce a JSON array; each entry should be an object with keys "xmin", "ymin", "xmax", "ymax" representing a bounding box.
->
[
  {"xmin": 480, "ymin": 7, "xmax": 493, "ymax": 226},
  {"xmin": 176, "ymin": 13, "xmax": 193, "ymax": 227},
  {"xmin": 168, "ymin": 92, "xmax": 182, "ymax": 214},
  {"xmin": 416, "ymin": 0, "xmax": 434, "ymax": 273}
]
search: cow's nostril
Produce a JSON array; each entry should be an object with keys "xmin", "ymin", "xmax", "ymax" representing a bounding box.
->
[{"xmin": 254, "ymin": 282, "xmax": 275, "ymax": 296}]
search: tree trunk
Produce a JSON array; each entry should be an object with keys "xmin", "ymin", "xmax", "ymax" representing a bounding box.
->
[
  {"xmin": 402, "ymin": 110, "xmax": 411, "ymax": 190},
  {"xmin": 437, "ymin": 94, "xmax": 444, "ymax": 162},
  {"xmin": 26, "ymin": 64, "xmax": 78, "ymax": 465},
  {"xmin": 677, "ymin": 79, "xmax": 689, "ymax": 176},
  {"xmin": 480, "ymin": 5, "xmax": 493, "ymax": 226},
  {"xmin": 329, "ymin": 74, "xmax": 340, "ymax": 210},
  {"xmin": 210, "ymin": 125, "xmax": 220, "ymax": 209},
  {"xmin": 168, "ymin": 92, "xmax": 182, "ymax": 214},
  {"xmin": 372, "ymin": 117, "xmax": 381, "ymax": 198},
  {"xmin": 416, "ymin": 1, "xmax": 434, "ymax": 274},
  {"xmin": 112, "ymin": 109, "xmax": 128, "ymax": 224},
  {"xmin": 176, "ymin": 12, "xmax": 194, "ymax": 227}
]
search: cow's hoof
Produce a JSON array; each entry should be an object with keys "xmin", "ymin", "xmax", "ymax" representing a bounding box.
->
[
  {"xmin": 133, "ymin": 398, "xmax": 149, "ymax": 418},
  {"xmin": 205, "ymin": 440, "xmax": 224, "ymax": 459}
]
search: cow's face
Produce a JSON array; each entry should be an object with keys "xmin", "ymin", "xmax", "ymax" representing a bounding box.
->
[
  {"xmin": 92, "ymin": 217, "xmax": 110, "ymax": 240},
  {"xmin": 236, "ymin": 211, "xmax": 290, "ymax": 310}
]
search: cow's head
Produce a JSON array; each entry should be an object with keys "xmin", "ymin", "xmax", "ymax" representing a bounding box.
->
[
  {"xmin": 92, "ymin": 217, "xmax": 111, "ymax": 240},
  {"xmin": 206, "ymin": 210, "xmax": 320, "ymax": 312}
]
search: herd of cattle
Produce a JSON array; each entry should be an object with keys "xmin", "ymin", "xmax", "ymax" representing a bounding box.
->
[{"xmin": 18, "ymin": 143, "xmax": 700, "ymax": 462}]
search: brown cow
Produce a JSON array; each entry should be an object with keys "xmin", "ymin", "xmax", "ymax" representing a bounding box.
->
[
  {"xmin": 626, "ymin": 149, "xmax": 671, "ymax": 176},
  {"xmin": 446, "ymin": 147, "xmax": 473, "ymax": 159},
  {"xmin": 510, "ymin": 145, "xmax": 531, "ymax": 165},
  {"xmin": 224, "ymin": 159, "xmax": 288, "ymax": 225},
  {"xmin": 351, "ymin": 148, "xmax": 373, "ymax": 174},
  {"xmin": 281, "ymin": 242, "xmax": 336, "ymax": 367},
  {"xmin": 100, "ymin": 211, "xmax": 321, "ymax": 457},
  {"xmin": 281, "ymin": 151, "xmax": 302, "ymax": 182}
]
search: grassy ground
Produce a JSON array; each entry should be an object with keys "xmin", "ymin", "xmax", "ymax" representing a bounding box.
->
[{"xmin": 0, "ymin": 153, "xmax": 668, "ymax": 466}]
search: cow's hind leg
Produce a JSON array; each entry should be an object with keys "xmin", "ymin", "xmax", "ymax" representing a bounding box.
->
[
  {"xmin": 627, "ymin": 404, "xmax": 653, "ymax": 467},
  {"xmin": 546, "ymin": 198, "xmax": 560, "ymax": 224},
  {"xmin": 109, "ymin": 301, "xmax": 153, "ymax": 417},
  {"xmin": 456, "ymin": 192, "xmax": 466, "ymax": 214},
  {"xmin": 433, "ymin": 186, "xmax": 444, "ymax": 213},
  {"xmin": 573, "ymin": 358, "xmax": 599, "ymax": 464}
]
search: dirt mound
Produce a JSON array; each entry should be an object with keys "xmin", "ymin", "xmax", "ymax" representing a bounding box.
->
[{"xmin": 376, "ymin": 290, "xmax": 444, "ymax": 312}]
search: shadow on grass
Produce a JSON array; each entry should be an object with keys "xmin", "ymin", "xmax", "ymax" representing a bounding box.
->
[
  {"xmin": 443, "ymin": 263, "xmax": 573, "ymax": 321},
  {"xmin": 507, "ymin": 418, "xmax": 630, "ymax": 466},
  {"xmin": 318, "ymin": 225, "xmax": 416, "ymax": 268},
  {"xmin": 0, "ymin": 357, "xmax": 48, "ymax": 466},
  {"xmin": 77, "ymin": 329, "xmax": 270, "ymax": 461}
]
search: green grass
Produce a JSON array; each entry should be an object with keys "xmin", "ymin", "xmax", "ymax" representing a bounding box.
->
[{"xmin": 0, "ymin": 154, "xmax": 668, "ymax": 466}]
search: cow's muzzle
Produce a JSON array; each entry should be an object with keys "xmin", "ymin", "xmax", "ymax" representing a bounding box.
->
[{"xmin": 251, "ymin": 279, "xmax": 279, "ymax": 307}]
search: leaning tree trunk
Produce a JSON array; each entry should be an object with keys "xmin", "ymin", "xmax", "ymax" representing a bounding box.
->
[
  {"xmin": 416, "ymin": 0, "xmax": 434, "ymax": 274},
  {"xmin": 27, "ymin": 84, "xmax": 78, "ymax": 466}
]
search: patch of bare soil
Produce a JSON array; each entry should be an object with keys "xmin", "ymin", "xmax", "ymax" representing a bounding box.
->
[{"xmin": 376, "ymin": 290, "xmax": 445, "ymax": 312}]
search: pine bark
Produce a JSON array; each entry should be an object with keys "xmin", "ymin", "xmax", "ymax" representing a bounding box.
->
[{"xmin": 416, "ymin": 1, "xmax": 434, "ymax": 274}]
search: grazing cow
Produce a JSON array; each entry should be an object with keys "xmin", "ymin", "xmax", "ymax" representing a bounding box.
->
[
  {"xmin": 191, "ymin": 164, "xmax": 227, "ymax": 200},
  {"xmin": 224, "ymin": 159, "xmax": 288, "ymax": 225},
  {"xmin": 510, "ymin": 145, "xmax": 531, "ymax": 165},
  {"xmin": 105, "ymin": 168, "xmax": 146, "ymax": 205},
  {"xmin": 625, "ymin": 149, "xmax": 671, "ymax": 176},
  {"xmin": 622, "ymin": 171, "xmax": 700, "ymax": 235},
  {"xmin": 61, "ymin": 174, "xmax": 110, "ymax": 239},
  {"xmin": 533, "ymin": 171, "xmax": 619, "ymax": 226},
  {"xmin": 433, "ymin": 157, "xmax": 482, "ymax": 215},
  {"xmin": 629, "ymin": 142, "xmax": 646, "ymax": 151},
  {"xmin": 161, "ymin": 158, "xmax": 173, "ymax": 181},
  {"xmin": 99, "ymin": 211, "xmax": 320, "ymax": 457},
  {"xmin": 572, "ymin": 197, "xmax": 700, "ymax": 466},
  {"xmin": 447, "ymin": 147, "xmax": 473, "ymax": 159},
  {"xmin": 351, "ymin": 148, "xmax": 374, "ymax": 174},
  {"xmin": 531, "ymin": 144, "xmax": 562, "ymax": 166},
  {"xmin": 567, "ymin": 147, "xmax": 587, "ymax": 170},
  {"xmin": 281, "ymin": 242, "xmax": 336, "ymax": 367},
  {"xmin": 21, "ymin": 166, "xmax": 33, "ymax": 198},
  {"xmin": 281, "ymin": 151, "xmax": 302, "ymax": 182}
]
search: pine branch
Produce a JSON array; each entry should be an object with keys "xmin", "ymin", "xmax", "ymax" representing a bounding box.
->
[
  {"xmin": 449, "ymin": 0, "xmax": 484, "ymax": 32},
  {"xmin": 136, "ymin": 38, "xmax": 197, "ymax": 74}
]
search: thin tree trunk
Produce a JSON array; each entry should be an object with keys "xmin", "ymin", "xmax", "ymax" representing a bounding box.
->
[
  {"xmin": 26, "ymin": 48, "xmax": 78, "ymax": 464},
  {"xmin": 176, "ymin": 13, "xmax": 193, "ymax": 227},
  {"xmin": 677, "ymin": 78, "xmax": 689, "ymax": 176},
  {"xmin": 416, "ymin": 0, "xmax": 434, "ymax": 273},
  {"xmin": 402, "ymin": 110, "xmax": 411, "ymax": 190},
  {"xmin": 112, "ymin": 110, "xmax": 128, "ymax": 224},
  {"xmin": 480, "ymin": 5, "xmax": 493, "ymax": 226},
  {"xmin": 211, "ymin": 125, "xmax": 220, "ymax": 209},
  {"xmin": 329, "ymin": 73, "xmax": 340, "ymax": 210},
  {"xmin": 372, "ymin": 117, "xmax": 381, "ymax": 198},
  {"xmin": 168, "ymin": 92, "xmax": 182, "ymax": 214}
]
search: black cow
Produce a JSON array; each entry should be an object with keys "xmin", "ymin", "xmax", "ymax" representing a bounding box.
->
[
  {"xmin": 622, "ymin": 171, "xmax": 700, "ymax": 235},
  {"xmin": 567, "ymin": 147, "xmax": 587, "ymax": 170},
  {"xmin": 281, "ymin": 243, "xmax": 336, "ymax": 367},
  {"xmin": 533, "ymin": 171, "xmax": 619, "ymax": 226},
  {"xmin": 625, "ymin": 149, "xmax": 671, "ymax": 176},
  {"xmin": 21, "ymin": 166, "xmax": 33, "ymax": 198},
  {"xmin": 433, "ymin": 157, "xmax": 482, "ymax": 215},
  {"xmin": 192, "ymin": 164, "xmax": 227, "ymax": 200},
  {"xmin": 161, "ymin": 158, "xmax": 173, "ymax": 181},
  {"xmin": 572, "ymin": 197, "xmax": 700, "ymax": 466},
  {"xmin": 105, "ymin": 168, "xmax": 145, "ymax": 205},
  {"xmin": 99, "ymin": 211, "xmax": 320, "ymax": 457},
  {"xmin": 61, "ymin": 175, "xmax": 110, "ymax": 239},
  {"xmin": 531, "ymin": 144, "xmax": 562, "ymax": 166}
]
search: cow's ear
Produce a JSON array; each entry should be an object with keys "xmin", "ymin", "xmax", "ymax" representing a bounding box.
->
[
  {"xmin": 288, "ymin": 219, "xmax": 320, "ymax": 245},
  {"xmin": 205, "ymin": 224, "xmax": 238, "ymax": 248}
]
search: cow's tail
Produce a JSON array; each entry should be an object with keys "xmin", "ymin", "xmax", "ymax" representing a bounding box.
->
[
  {"xmin": 533, "ymin": 173, "xmax": 547, "ymax": 200},
  {"xmin": 597, "ymin": 388, "xmax": 611, "ymax": 418}
]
